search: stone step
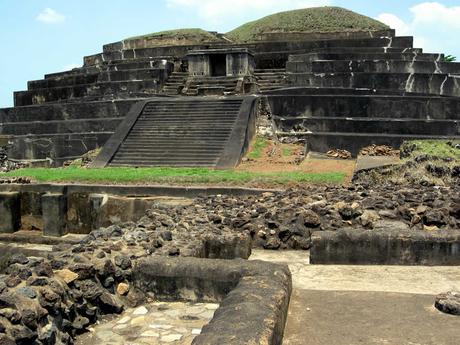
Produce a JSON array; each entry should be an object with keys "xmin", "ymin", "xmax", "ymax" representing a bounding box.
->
[
  {"xmin": 299, "ymin": 60, "xmax": 460, "ymax": 74},
  {"xmin": 267, "ymin": 94, "xmax": 460, "ymax": 120},
  {"xmin": 288, "ymin": 52, "xmax": 443, "ymax": 63},
  {"xmin": 110, "ymin": 161, "xmax": 218, "ymax": 167},
  {"xmin": 0, "ymin": 99, "xmax": 136, "ymax": 122},
  {"xmin": 288, "ymin": 72, "xmax": 460, "ymax": 97},
  {"xmin": 45, "ymin": 59, "xmax": 170, "ymax": 79},
  {"xmin": 14, "ymin": 80, "xmax": 161, "ymax": 106},
  {"xmin": 86, "ymin": 36, "xmax": 413, "ymax": 65},
  {"xmin": 276, "ymin": 117, "xmax": 460, "ymax": 136},
  {"xmin": 29, "ymin": 68, "xmax": 167, "ymax": 90},
  {"xmin": 278, "ymin": 131, "xmax": 460, "ymax": 156},
  {"xmin": 115, "ymin": 146, "xmax": 225, "ymax": 153},
  {"xmin": 0, "ymin": 118, "xmax": 121, "ymax": 135}
]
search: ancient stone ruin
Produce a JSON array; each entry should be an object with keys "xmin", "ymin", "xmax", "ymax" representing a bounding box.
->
[{"xmin": 0, "ymin": 6, "xmax": 459, "ymax": 345}]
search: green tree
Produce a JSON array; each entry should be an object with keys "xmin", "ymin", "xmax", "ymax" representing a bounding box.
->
[{"xmin": 443, "ymin": 55, "xmax": 457, "ymax": 62}]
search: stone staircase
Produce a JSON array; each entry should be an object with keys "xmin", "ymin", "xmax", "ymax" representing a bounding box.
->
[
  {"xmin": 92, "ymin": 97, "xmax": 257, "ymax": 168},
  {"xmin": 254, "ymin": 69, "xmax": 288, "ymax": 92},
  {"xmin": 163, "ymin": 75, "xmax": 241, "ymax": 96},
  {"xmin": 162, "ymin": 72, "xmax": 188, "ymax": 96}
]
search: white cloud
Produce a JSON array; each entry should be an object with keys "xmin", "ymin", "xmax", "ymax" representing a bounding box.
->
[
  {"xmin": 376, "ymin": 13, "xmax": 411, "ymax": 35},
  {"xmin": 166, "ymin": 0, "xmax": 331, "ymax": 25},
  {"xmin": 410, "ymin": 2, "xmax": 460, "ymax": 28},
  {"xmin": 376, "ymin": 2, "xmax": 460, "ymax": 57},
  {"xmin": 36, "ymin": 8, "xmax": 66, "ymax": 24}
]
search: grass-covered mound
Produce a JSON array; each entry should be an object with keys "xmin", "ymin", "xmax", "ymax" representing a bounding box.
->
[
  {"xmin": 227, "ymin": 7, "xmax": 389, "ymax": 42},
  {"xmin": 125, "ymin": 28, "xmax": 223, "ymax": 46}
]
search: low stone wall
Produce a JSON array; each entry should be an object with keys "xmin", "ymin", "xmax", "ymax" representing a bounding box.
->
[
  {"xmin": 0, "ymin": 184, "xmax": 276, "ymax": 236},
  {"xmin": 311, "ymin": 228, "xmax": 460, "ymax": 265},
  {"xmin": 134, "ymin": 257, "xmax": 292, "ymax": 345}
]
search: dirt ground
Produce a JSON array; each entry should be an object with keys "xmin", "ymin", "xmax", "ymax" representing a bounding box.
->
[{"xmin": 237, "ymin": 139, "xmax": 357, "ymax": 183}]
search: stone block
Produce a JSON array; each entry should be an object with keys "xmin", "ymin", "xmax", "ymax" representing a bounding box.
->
[
  {"xmin": 0, "ymin": 192, "xmax": 21, "ymax": 233},
  {"xmin": 42, "ymin": 193, "xmax": 67, "ymax": 237}
]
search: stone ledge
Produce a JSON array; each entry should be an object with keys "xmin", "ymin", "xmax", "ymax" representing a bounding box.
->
[
  {"xmin": 134, "ymin": 257, "xmax": 292, "ymax": 345},
  {"xmin": 311, "ymin": 228, "xmax": 460, "ymax": 265}
]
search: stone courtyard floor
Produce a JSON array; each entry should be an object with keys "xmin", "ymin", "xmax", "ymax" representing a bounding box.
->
[
  {"xmin": 250, "ymin": 250, "xmax": 460, "ymax": 345},
  {"xmin": 75, "ymin": 301, "xmax": 218, "ymax": 345}
]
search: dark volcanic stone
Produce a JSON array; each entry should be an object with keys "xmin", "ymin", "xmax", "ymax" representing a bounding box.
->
[
  {"xmin": 69, "ymin": 263, "xmax": 95, "ymax": 280},
  {"xmin": 74, "ymin": 280, "xmax": 102, "ymax": 301},
  {"xmin": 34, "ymin": 262, "xmax": 54, "ymax": 277},
  {"xmin": 0, "ymin": 309, "xmax": 21, "ymax": 324},
  {"xmin": 263, "ymin": 237, "xmax": 281, "ymax": 250},
  {"xmin": 38, "ymin": 288, "xmax": 61, "ymax": 309},
  {"xmin": 435, "ymin": 291, "xmax": 460, "ymax": 316},
  {"xmin": 0, "ymin": 293, "xmax": 16, "ymax": 309},
  {"xmin": 8, "ymin": 254, "xmax": 29, "ymax": 265},
  {"xmin": 451, "ymin": 166, "xmax": 460, "ymax": 178},
  {"xmin": 72, "ymin": 315, "xmax": 90, "ymax": 330},
  {"xmin": 302, "ymin": 210, "xmax": 321, "ymax": 228},
  {"xmin": 168, "ymin": 248, "xmax": 180, "ymax": 256},
  {"xmin": 4, "ymin": 276, "xmax": 21, "ymax": 288},
  {"xmin": 425, "ymin": 164, "xmax": 451, "ymax": 177},
  {"xmin": 9, "ymin": 325, "xmax": 37, "ymax": 344},
  {"xmin": 423, "ymin": 209, "xmax": 448, "ymax": 227},
  {"xmin": 114, "ymin": 255, "xmax": 132, "ymax": 270},
  {"xmin": 98, "ymin": 292, "xmax": 123, "ymax": 314},
  {"xmin": 20, "ymin": 309, "xmax": 37, "ymax": 330},
  {"xmin": 160, "ymin": 230, "xmax": 173, "ymax": 241},
  {"xmin": 27, "ymin": 277, "xmax": 49, "ymax": 287}
]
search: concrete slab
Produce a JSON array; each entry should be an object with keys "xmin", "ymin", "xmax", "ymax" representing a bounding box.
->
[
  {"xmin": 250, "ymin": 250, "xmax": 460, "ymax": 294},
  {"xmin": 250, "ymin": 250, "xmax": 460, "ymax": 345},
  {"xmin": 355, "ymin": 155, "xmax": 400, "ymax": 172},
  {"xmin": 285, "ymin": 289, "xmax": 460, "ymax": 345}
]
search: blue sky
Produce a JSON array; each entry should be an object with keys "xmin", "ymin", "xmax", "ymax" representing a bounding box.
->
[{"xmin": 1, "ymin": 0, "xmax": 459, "ymax": 107}]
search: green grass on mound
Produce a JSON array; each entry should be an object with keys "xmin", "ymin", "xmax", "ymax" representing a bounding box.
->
[
  {"xmin": 247, "ymin": 137, "xmax": 269, "ymax": 159},
  {"xmin": 402, "ymin": 140, "xmax": 460, "ymax": 160},
  {"xmin": 3, "ymin": 167, "xmax": 346, "ymax": 186},
  {"xmin": 126, "ymin": 28, "xmax": 221, "ymax": 43},
  {"xmin": 227, "ymin": 6, "xmax": 389, "ymax": 42}
]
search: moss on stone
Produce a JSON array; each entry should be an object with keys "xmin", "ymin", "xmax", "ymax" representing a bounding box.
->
[{"xmin": 226, "ymin": 7, "xmax": 389, "ymax": 42}]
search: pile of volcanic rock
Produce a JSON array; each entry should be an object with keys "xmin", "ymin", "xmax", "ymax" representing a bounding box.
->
[
  {"xmin": 327, "ymin": 149, "xmax": 352, "ymax": 159},
  {"xmin": 360, "ymin": 144, "xmax": 400, "ymax": 157},
  {"xmin": 0, "ymin": 145, "xmax": 26, "ymax": 173},
  {"xmin": 0, "ymin": 210, "xmax": 247, "ymax": 344},
  {"xmin": 184, "ymin": 183, "xmax": 460, "ymax": 250},
  {"xmin": 353, "ymin": 154, "xmax": 460, "ymax": 187}
]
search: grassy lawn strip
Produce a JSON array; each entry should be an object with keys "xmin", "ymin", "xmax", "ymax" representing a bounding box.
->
[{"xmin": 3, "ymin": 167, "xmax": 346, "ymax": 185}]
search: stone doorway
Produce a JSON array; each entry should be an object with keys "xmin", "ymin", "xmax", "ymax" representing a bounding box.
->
[{"xmin": 210, "ymin": 54, "xmax": 227, "ymax": 77}]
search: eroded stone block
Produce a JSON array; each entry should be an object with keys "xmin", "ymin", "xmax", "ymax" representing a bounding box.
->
[
  {"xmin": 0, "ymin": 192, "xmax": 21, "ymax": 233},
  {"xmin": 42, "ymin": 193, "xmax": 67, "ymax": 237}
]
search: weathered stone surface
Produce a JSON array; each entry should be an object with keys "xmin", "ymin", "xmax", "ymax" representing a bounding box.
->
[
  {"xmin": 42, "ymin": 193, "xmax": 67, "ymax": 237},
  {"xmin": 0, "ymin": 192, "xmax": 21, "ymax": 233}
]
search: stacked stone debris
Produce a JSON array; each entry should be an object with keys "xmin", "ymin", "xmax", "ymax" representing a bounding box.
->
[
  {"xmin": 0, "ymin": 213, "xmax": 249, "ymax": 344},
  {"xmin": 0, "ymin": 145, "xmax": 25, "ymax": 173}
]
